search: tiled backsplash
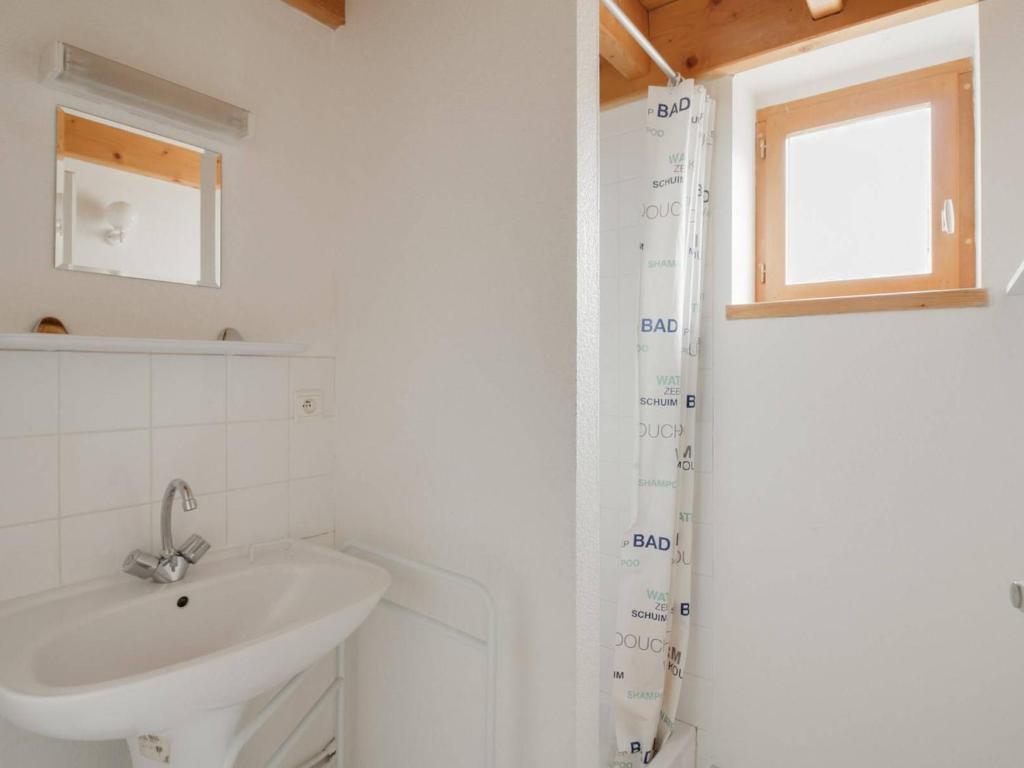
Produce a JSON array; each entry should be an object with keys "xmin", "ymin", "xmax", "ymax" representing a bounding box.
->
[{"xmin": 0, "ymin": 351, "xmax": 336, "ymax": 602}]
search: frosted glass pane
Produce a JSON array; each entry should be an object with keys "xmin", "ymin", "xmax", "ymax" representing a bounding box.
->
[{"xmin": 785, "ymin": 106, "xmax": 932, "ymax": 285}]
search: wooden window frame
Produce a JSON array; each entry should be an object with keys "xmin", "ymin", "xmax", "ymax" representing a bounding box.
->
[{"xmin": 754, "ymin": 59, "xmax": 976, "ymax": 303}]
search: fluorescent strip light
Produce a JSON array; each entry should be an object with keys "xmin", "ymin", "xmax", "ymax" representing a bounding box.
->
[{"xmin": 41, "ymin": 42, "xmax": 251, "ymax": 141}]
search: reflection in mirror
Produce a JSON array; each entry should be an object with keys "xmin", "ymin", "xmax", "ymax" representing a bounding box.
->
[{"xmin": 54, "ymin": 107, "xmax": 221, "ymax": 287}]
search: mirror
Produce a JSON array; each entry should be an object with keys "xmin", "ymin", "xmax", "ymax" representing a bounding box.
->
[{"xmin": 54, "ymin": 107, "xmax": 221, "ymax": 287}]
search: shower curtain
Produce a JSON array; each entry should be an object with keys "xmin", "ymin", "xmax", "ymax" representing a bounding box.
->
[{"xmin": 611, "ymin": 80, "xmax": 715, "ymax": 765}]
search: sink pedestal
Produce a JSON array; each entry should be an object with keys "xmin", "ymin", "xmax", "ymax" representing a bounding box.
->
[{"xmin": 126, "ymin": 704, "xmax": 246, "ymax": 768}]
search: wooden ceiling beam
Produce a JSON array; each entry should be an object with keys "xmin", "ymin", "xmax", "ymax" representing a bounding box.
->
[
  {"xmin": 600, "ymin": 0, "xmax": 652, "ymax": 80},
  {"xmin": 601, "ymin": 0, "xmax": 978, "ymax": 107},
  {"xmin": 281, "ymin": 0, "xmax": 345, "ymax": 29},
  {"xmin": 806, "ymin": 0, "xmax": 846, "ymax": 19}
]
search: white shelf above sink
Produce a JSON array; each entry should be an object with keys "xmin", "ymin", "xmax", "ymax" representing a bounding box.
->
[{"xmin": 0, "ymin": 334, "xmax": 306, "ymax": 356}]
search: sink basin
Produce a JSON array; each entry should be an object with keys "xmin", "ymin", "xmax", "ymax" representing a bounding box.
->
[{"xmin": 0, "ymin": 540, "xmax": 389, "ymax": 766}]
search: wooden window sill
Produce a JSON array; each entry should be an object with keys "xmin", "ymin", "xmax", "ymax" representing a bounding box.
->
[{"xmin": 725, "ymin": 288, "xmax": 989, "ymax": 320}]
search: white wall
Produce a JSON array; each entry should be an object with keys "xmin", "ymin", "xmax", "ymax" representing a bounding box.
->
[
  {"xmin": 598, "ymin": 100, "xmax": 716, "ymax": 767},
  {"xmin": 710, "ymin": 2, "xmax": 1024, "ymax": 766},
  {"xmin": 328, "ymin": 0, "xmax": 596, "ymax": 766},
  {"xmin": 0, "ymin": 0, "xmax": 339, "ymax": 354}
]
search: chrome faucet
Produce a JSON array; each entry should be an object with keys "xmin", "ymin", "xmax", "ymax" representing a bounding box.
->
[{"xmin": 123, "ymin": 479, "xmax": 211, "ymax": 583}]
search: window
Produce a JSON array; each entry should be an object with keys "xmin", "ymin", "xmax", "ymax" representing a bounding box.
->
[{"xmin": 755, "ymin": 59, "xmax": 976, "ymax": 303}]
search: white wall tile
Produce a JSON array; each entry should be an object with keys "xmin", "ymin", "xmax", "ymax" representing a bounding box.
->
[
  {"xmin": 600, "ymin": 184, "xmax": 619, "ymax": 231},
  {"xmin": 693, "ymin": 523, "xmax": 713, "ymax": 577},
  {"xmin": 600, "ymin": 413, "xmax": 619, "ymax": 465},
  {"xmin": 289, "ymin": 475, "xmax": 334, "ymax": 538},
  {"xmin": 676, "ymin": 674, "xmax": 712, "ymax": 730},
  {"xmin": 687, "ymin": 625, "xmax": 714, "ymax": 680},
  {"xmin": 600, "ymin": 598, "xmax": 617, "ymax": 649},
  {"xmin": 290, "ymin": 357, "xmax": 336, "ymax": 417},
  {"xmin": 600, "ymin": 364, "xmax": 619, "ymax": 419},
  {"xmin": 618, "ymin": 177, "xmax": 645, "ymax": 229},
  {"xmin": 226, "ymin": 483, "xmax": 289, "ymax": 546},
  {"xmin": 619, "ymin": 129, "xmax": 644, "ymax": 180},
  {"xmin": 303, "ymin": 531, "xmax": 334, "ymax": 547},
  {"xmin": 60, "ymin": 353, "xmax": 149, "ymax": 433},
  {"xmin": 619, "ymin": 417, "xmax": 636, "ymax": 462},
  {"xmin": 60, "ymin": 430, "xmax": 150, "ymax": 516},
  {"xmin": 600, "ymin": 229, "xmax": 619, "ymax": 280},
  {"xmin": 152, "ymin": 355, "xmax": 226, "ymax": 427},
  {"xmin": 693, "ymin": 471, "xmax": 713, "ymax": 525},
  {"xmin": 600, "ymin": 506, "xmax": 624, "ymax": 557},
  {"xmin": 227, "ymin": 357, "xmax": 289, "ymax": 422},
  {"xmin": 600, "ymin": 277, "xmax": 620, "ymax": 368},
  {"xmin": 60, "ymin": 505, "xmax": 150, "ymax": 584},
  {"xmin": 0, "ymin": 436, "xmax": 58, "ymax": 527},
  {"xmin": 600, "ymin": 553, "xmax": 619, "ymax": 598},
  {"xmin": 600, "ymin": 645, "xmax": 614, "ymax": 694},
  {"xmin": 692, "ymin": 573, "xmax": 714, "ymax": 629},
  {"xmin": 600, "ymin": 460, "xmax": 629, "ymax": 513},
  {"xmin": 696, "ymin": 729, "xmax": 713, "ymax": 768},
  {"xmin": 0, "ymin": 351, "xmax": 58, "ymax": 438},
  {"xmin": 697, "ymin": 427, "xmax": 713, "ymax": 473},
  {"xmin": 698, "ymin": 324, "xmax": 713, "ymax": 370},
  {"xmin": 289, "ymin": 417, "xmax": 334, "ymax": 479},
  {"xmin": 227, "ymin": 420, "xmax": 289, "ymax": 489},
  {"xmin": 600, "ymin": 99, "xmax": 646, "ymax": 138},
  {"xmin": 150, "ymin": 492, "xmax": 227, "ymax": 552},
  {"xmin": 599, "ymin": 695, "xmax": 615, "ymax": 761},
  {"xmin": 618, "ymin": 288, "xmax": 639, "ymax": 419},
  {"xmin": 619, "ymin": 225, "xmax": 642, "ymax": 276},
  {"xmin": 151, "ymin": 424, "xmax": 226, "ymax": 500},
  {"xmin": 0, "ymin": 521, "xmax": 59, "ymax": 601},
  {"xmin": 600, "ymin": 132, "xmax": 621, "ymax": 185},
  {"xmin": 697, "ymin": 369, "xmax": 713, "ymax": 422},
  {"xmin": 618, "ymin": 278, "xmax": 640, "ymax": 341}
]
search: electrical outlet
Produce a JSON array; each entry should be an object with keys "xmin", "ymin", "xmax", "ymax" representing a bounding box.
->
[{"xmin": 294, "ymin": 390, "xmax": 323, "ymax": 419}]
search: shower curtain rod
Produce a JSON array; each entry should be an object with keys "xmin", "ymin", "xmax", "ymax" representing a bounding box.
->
[{"xmin": 600, "ymin": 0, "xmax": 683, "ymax": 86}]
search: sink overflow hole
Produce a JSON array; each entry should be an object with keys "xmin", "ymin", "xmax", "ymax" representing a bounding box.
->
[{"xmin": 176, "ymin": 596, "xmax": 189, "ymax": 608}]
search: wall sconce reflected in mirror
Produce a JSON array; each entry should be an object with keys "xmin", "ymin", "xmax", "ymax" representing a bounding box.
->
[{"xmin": 104, "ymin": 201, "xmax": 137, "ymax": 245}]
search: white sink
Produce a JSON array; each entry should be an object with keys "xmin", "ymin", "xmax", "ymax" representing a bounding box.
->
[{"xmin": 0, "ymin": 540, "xmax": 389, "ymax": 767}]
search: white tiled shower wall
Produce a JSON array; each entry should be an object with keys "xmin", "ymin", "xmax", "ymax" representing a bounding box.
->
[
  {"xmin": 0, "ymin": 351, "xmax": 336, "ymax": 602},
  {"xmin": 600, "ymin": 100, "xmax": 715, "ymax": 767}
]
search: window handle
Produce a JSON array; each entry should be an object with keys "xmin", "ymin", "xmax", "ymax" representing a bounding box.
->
[{"xmin": 941, "ymin": 199, "xmax": 956, "ymax": 235}]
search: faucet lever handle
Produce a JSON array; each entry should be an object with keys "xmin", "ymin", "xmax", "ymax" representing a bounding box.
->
[
  {"xmin": 179, "ymin": 534, "xmax": 211, "ymax": 564},
  {"xmin": 123, "ymin": 549, "xmax": 159, "ymax": 579}
]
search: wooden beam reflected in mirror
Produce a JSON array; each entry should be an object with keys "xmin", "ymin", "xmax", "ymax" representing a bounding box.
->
[{"xmin": 56, "ymin": 109, "xmax": 220, "ymax": 190}]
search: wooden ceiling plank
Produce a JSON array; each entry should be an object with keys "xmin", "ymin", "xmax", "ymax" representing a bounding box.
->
[
  {"xmin": 601, "ymin": 0, "xmax": 977, "ymax": 107},
  {"xmin": 807, "ymin": 0, "xmax": 846, "ymax": 19},
  {"xmin": 600, "ymin": 0, "xmax": 652, "ymax": 80},
  {"xmin": 281, "ymin": 0, "xmax": 345, "ymax": 29}
]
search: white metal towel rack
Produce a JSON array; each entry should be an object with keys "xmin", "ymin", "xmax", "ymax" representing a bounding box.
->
[{"xmin": 223, "ymin": 540, "xmax": 497, "ymax": 768}]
